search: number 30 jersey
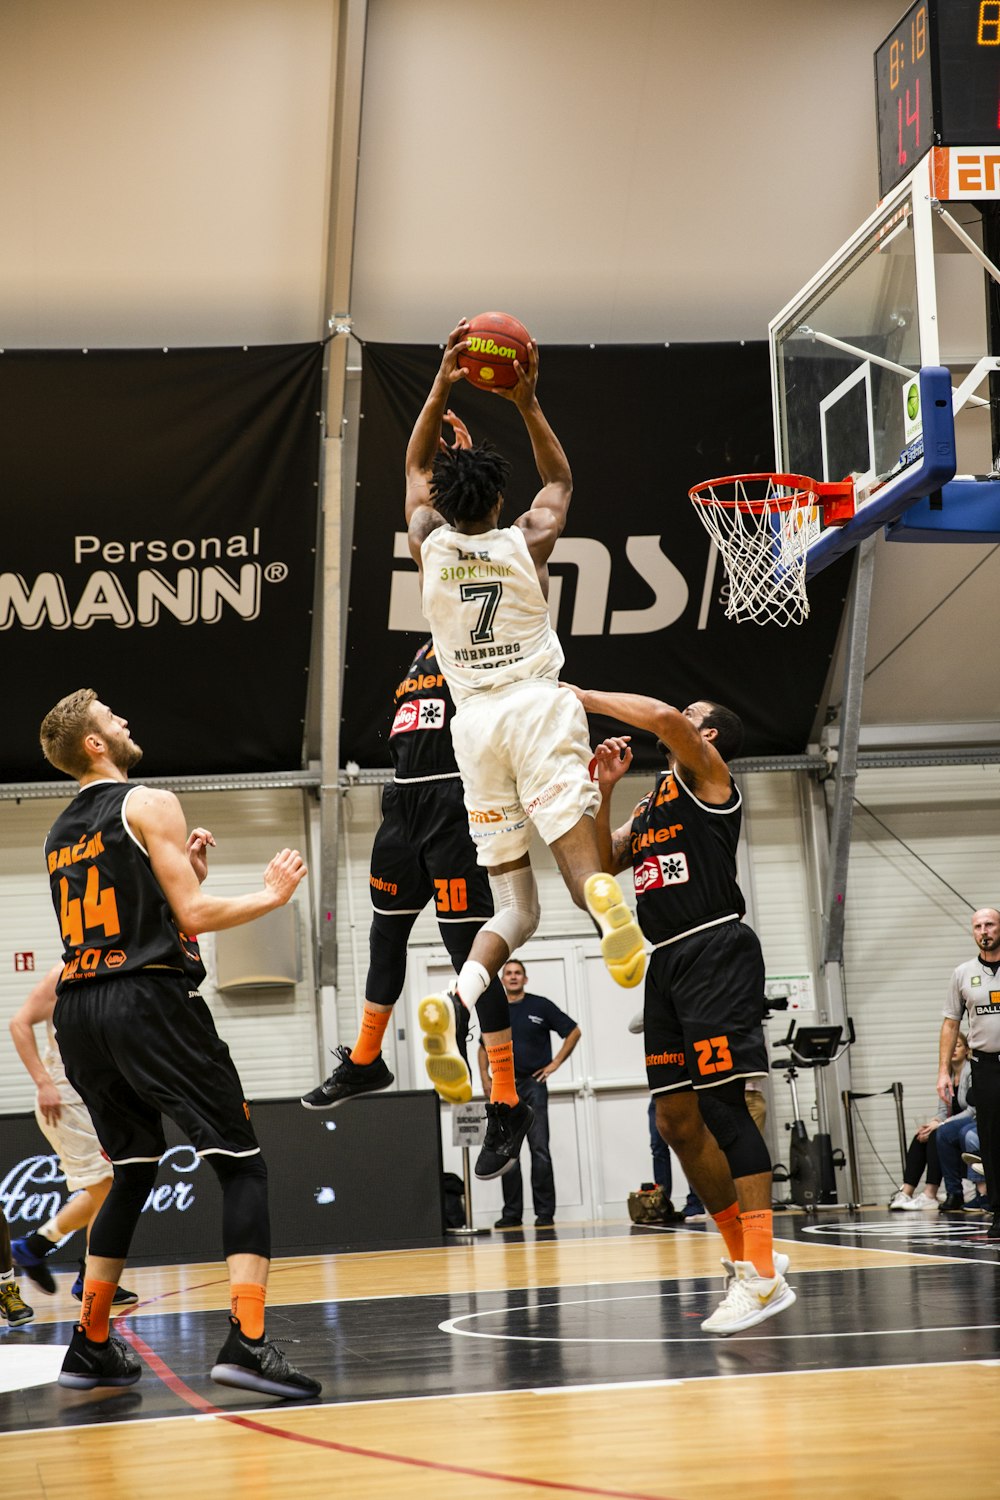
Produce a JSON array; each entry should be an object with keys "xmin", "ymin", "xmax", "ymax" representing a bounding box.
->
[
  {"xmin": 45, "ymin": 779, "xmax": 206, "ymax": 992},
  {"xmin": 420, "ymin": 523, "xmax": 563, "ymax": 706}
]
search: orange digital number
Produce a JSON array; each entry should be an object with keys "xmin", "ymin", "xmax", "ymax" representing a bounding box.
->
[
  {"xmin": 59, "ymin": 867, "xmax": 121, "ymax": 948},
  {"xmin": 979, "ymin": 1, "xmax": 1000, "ymax": 44},
  {"xmin": 434, "ymin": 877, "xmax": 468, "ymax": 913},
  {"xmin": 693, "ymin": 1035, "xmax": 734, "ymax": 1076}
]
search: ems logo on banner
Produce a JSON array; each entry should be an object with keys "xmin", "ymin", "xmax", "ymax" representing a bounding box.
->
[
  {"xmin": 391, "ymin": 698, "xmax": 446, "ymax": 735},
  {"xmin": 635, "ymin": 852, "xmax": 690, "ymax": 892}
]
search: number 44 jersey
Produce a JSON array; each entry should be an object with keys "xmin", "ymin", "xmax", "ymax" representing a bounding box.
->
[{"xmin": 45, "ymin": 780, "xmax": 206, "ymax": 991}]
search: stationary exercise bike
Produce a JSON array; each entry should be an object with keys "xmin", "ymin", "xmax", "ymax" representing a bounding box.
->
[{"xmin": 771, "ymin": 1018, "xmax": 855, "ymax": 1210}]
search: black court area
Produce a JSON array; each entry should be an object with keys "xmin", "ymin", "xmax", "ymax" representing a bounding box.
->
[{"xmin": 1, "ymin": 1209, "xmax": 998, "ymax": 1436}]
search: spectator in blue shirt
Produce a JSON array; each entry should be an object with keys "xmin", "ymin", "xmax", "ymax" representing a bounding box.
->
[{"xmin": 478, "ymin": 960, "xmax": 580, "ymax": 1229}]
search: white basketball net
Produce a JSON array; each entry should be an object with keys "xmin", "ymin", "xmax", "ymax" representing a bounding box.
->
[{"xmin": 690, "ymin": 475, "xmax": 819, "ymax": 626}]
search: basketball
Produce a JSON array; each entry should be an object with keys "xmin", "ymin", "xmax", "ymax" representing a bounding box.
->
[{"xmin": 458, "ymin": 311, "xmax": 531, "ymax": 391}]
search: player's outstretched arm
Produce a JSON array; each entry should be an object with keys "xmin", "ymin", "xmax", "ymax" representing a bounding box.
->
[
  {"xmin": 503, "ymin": 341, "xmax": 573, "ymax": 561},
  {"xmin": 405, "ymin": 322, "xmax": 470, "ymax": 561},
  {"xmin": 571, "ymin": 687, "xmax": 726, "ymax": 793},
  {"xmin": 591, "ymin": 736, "xmax": 636, "ymax": 876},
  {"xmin": 127, "ymin": 787, "xmax": 307, "ymax": 934}
]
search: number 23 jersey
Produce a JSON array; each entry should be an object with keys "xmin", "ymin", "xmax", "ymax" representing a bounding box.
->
[{"xmin": 45, "ymin": 779, "xmax": 206, "ymax": 992}]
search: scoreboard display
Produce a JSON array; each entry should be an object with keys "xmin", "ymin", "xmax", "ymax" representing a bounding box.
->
[{"xmin": 876, "ymin": 0, "xmax": 1000, "ymax": 195}]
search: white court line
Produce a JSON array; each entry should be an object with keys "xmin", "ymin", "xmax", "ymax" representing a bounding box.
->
[
  {"xmin": 440, "ymin": 1285, "xmax": 1000, "ymax": 1347},
  {"xmin": 2, "ymin": 1356, "xmax": 996, "ymax": 1441}
]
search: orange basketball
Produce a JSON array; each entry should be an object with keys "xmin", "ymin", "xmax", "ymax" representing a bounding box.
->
[{"xmin": 458, "ymin": 311, "xmax": 532, "ymax": 391}]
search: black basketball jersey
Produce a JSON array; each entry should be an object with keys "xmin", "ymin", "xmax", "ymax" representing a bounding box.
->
[
  {"xmin": 388, "ymin": 640, "xmax": 460, "ymax": 782},
  {"xmin": 45, "ymin": 779, "xmax": 205, "ymax": 991},
  {"xmin": 629, "ymin": 768, "xmax": 745, "ymax": 944}
]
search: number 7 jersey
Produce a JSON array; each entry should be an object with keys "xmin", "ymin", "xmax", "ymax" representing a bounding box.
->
[
  {"xmin": 45, "ymin": 779, "xmax": 206, "ymax": 991},
  {"xmin": 420, "ymin": 523, "xmax": 563, "ymax": 705}
]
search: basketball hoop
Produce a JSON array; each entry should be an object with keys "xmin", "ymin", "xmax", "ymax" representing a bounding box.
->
[{"xmin": 688, "ymin": 473, "xmax": 854, "ymax": 626}]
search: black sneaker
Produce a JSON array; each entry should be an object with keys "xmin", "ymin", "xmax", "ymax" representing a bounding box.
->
[
  {"xmin": 0, "ymin": 1277, "xmax": 33, "ymax": 1327},
  {"xmin": 300, "ymin": 1046, "xmax": 394, "ymax": 1110},
  {"xmin": 475, "ymin": 1100, "xmax": 534, "ymax": 1180},
  {"xmin": 494, "ymin": 1216, "xmax": 522, "ymax": 1229},
  {"xmin": 11, "ymin": 1236, "xmax": 57, "ymax": 1295},
  {"xmin": 210, "ymin": 1315, "xmax": 322, "ymax": 1400},
  {"xmin": 938, "ymin": 1193, "xmax": 965, "ymax": 1212},
  {"xmin": 987, "ymin": 1214, "xmax": 1000, "ymax": 1241},
  {"xmin": 71, "ymin": 1260, "xmax": 139, "ymax": 1306},
  {"xmin": 58, "ymin": 1324, "xmax": 141, "ymax": 1389}
]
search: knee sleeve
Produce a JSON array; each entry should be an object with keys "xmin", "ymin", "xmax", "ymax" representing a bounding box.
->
[
  {"xmin": 207, "ymin": 1152, "xmax": 271, "ymax": 1261},
  {"xmin": 89, "ymin": 1161, "xmax": 159, "ymax": 1260},
  {"xmin": 482, "ymin": 866, "xmax": 540, "ymax": 953},
  {"xmin": 698, "ymin": 1081, "xmax": 771, "ymax": 1181},
  {"xmin": 475, "ymin": 974, "xmax": 510, "ymax": 1035},
  {"xmin": 366, "ymin": 910, "xmax": 418, "ymax": 1006}
]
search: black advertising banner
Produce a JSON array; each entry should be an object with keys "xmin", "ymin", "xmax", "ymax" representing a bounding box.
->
[
  {"xmin": 2, "ymin": 345, "xmax": 323, "ymax": 780},
  {"xmin": 342, "ymin": 342, "xmax": 852, "ymax": 768},
  {"xmin": 1, "ymin": 1093, "xmax": 444, "ymax": 1263}
]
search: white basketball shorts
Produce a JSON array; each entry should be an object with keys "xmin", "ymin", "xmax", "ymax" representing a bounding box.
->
[
  {"xmin": 450, "ymin": 679, "xmax": 600, "ymax": 867},
  {"xmin": 35, "ymin": 1092, "xmax": 111, "ymax": 1192}
]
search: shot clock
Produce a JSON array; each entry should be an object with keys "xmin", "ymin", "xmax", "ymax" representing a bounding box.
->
[{"xmin": 876, "ymin": 0, "xmax": 1000, "ymax": 196}]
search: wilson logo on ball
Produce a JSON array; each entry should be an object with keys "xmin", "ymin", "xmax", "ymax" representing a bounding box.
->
[{"xmin": 466, "ymin": 336, "xmax": 517, "ymax": 359}]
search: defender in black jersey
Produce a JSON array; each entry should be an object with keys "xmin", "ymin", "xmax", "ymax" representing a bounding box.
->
[
  {"xmin": 39, "ymin": 688, "xmax": 320, "ymax": 1398},
  {"xmin": 574, "ymin": 684, "xmax": 795, "ymax": 1336},
  {"xmin": 301, "ymin": 639, "xmax": 500, "ymax": 1111}
]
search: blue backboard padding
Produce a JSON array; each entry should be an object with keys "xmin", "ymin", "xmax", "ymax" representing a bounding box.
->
[
  {"xmin": 804, "ymin": 367, "xmax": 957, "ymax": 579},
  {"xmin": 884, "ymin": 478, "xmax": 1000, "ymax": 543}
]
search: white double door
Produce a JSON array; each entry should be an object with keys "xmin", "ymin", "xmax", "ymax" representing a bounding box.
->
[{"xmin": 383, "ymin": 940, "xmax": 692, "ymax": 1229}]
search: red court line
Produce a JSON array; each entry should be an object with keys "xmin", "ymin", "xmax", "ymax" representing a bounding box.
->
[{"xmin": 120, "ymin": 1318, "xmax": 677, "ymax": 1500}]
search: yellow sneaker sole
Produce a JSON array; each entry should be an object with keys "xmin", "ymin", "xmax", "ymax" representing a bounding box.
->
[
  {"xmin": 583, "ymin": 873, "xmax": 646, "ymax": 989},
  {"xmin": 418, "ymin": 994, "xmax": 472, "ymax": 1103}
]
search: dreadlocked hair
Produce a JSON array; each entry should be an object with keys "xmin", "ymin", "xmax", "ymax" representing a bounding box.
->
[{"xmin": 430, "ymin": 443, "xmax": 511, "ymax": 525}]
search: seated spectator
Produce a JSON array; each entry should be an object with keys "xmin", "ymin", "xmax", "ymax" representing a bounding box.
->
[
  {"xmin": 889, "ymin": 1033, "xmax": 974, "ymax": 1212},
  {"xmin": 960, "ymin": 1129, "xmax": 991, "ymax": 1211}
]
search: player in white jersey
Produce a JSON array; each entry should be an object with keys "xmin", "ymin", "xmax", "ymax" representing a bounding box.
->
[
  {"xmin": 405, "ymin": 320, "xmax": 645, "ymax": 1179},
  {"xmin": 8, "ymin": 964, "xmax": 137, "ymax": 1305}
]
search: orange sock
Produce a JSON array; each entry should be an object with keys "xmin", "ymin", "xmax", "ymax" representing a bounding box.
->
[
  {"xmin": 711, "ymin": 1202, "xmax": 744, "ymax": 1263},
  {"xmin": 80, "ymin": 1278, "xmax": 117, "ymax": 1343},
  {"xmin": 231, "ymin": 1282, "xmax": 267, "ymax": 1340},
  {"xmin": 486, "ymin": 1041, "xmax": 518, "ymax": 1106},
  {"xmin": 740, "ymin": 1209, "xmax": 775, "ymax": 1278},
  {"xmin": 351, "ymin": 1005, "xmax": 391, "ymax": 1066}
]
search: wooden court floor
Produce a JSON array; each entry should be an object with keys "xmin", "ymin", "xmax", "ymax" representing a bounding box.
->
[{"xmin": 2, "ymin": 1208, "xmax": 998, "ymax": 1500}]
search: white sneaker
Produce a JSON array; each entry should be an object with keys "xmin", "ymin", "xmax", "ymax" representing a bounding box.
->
[
  {"xmin": 889, "ymin": 1190, "xmax": 924, "ymax": 1211},
  {"xmin": 701, "ymin": 1260, "xmax": 796, "ymax": 1336},
  {"xmin": 719, "ymin": 1251, "xmax": 790, "ymax": 1295},
  {"xmin": 917, "ymin": 1193, "xmax": 940, "ymax": 1209}
]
